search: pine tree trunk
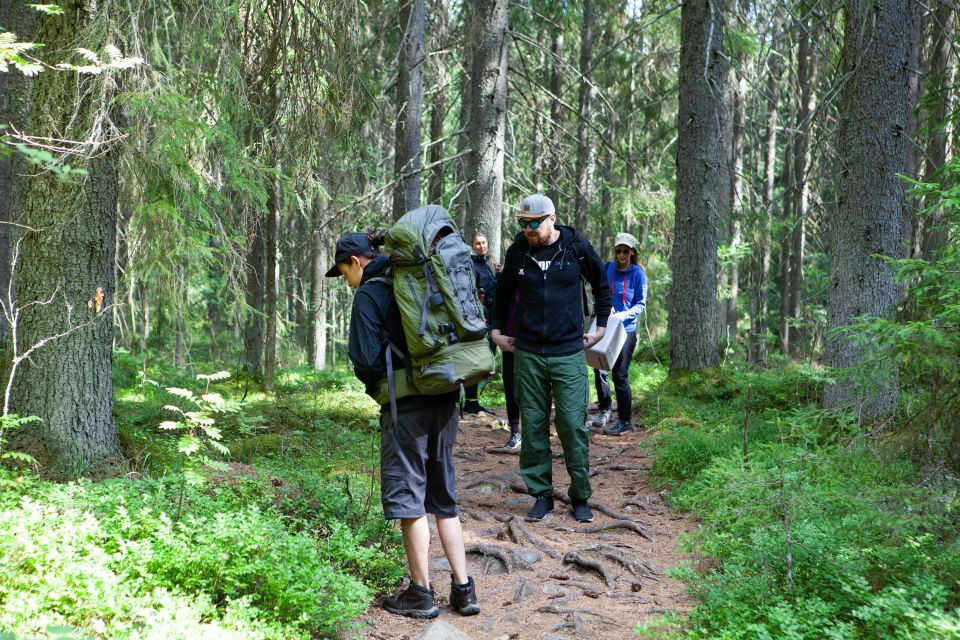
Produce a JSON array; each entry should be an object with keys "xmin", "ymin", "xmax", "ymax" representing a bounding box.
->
[
  {"xmin": 669, "ymin": 0, "xmax": 725, "ymax": 372},
  {"xmin": 9, "ymin": 1, "xmax": 119, "ymax": 476},
  {"xmin": 778, "ymin": 132, "xmax": 793, "ymax": 355},
  {"xmin": 393, "ymin": 0, "xmax": 426, "ymax": 220},
  {"xmin": 263, "ymin": 182, "xmax": 280, "ymax": 392},
  {"xmin": 824, "ymin": 0, "xmax": 917, "ymax": 418},
  {"xmin": 788, "ymin": 20, "xmax": 818, "ymax": 357},
  {"xmin": 529, "ymin": 26, "xmax": 547, "ymax": 192},
  {"xmin": 464, "ymin": 0, "xmax": 508, "ymax": 262},
  {"xmin": 243, "ymin": 210, "xmax": 265, "ymax": 378},
  {"xmin": 309, "ymin": 182, "xmax": 329, "ymax": 370},
  {"xmin": 428, "ymin": 0, "xmax": 450, "ymax": 205},
  {"xmin": 920, "ymin": 1, "xmax": 957, "ymax": 259},
  {"xmin": 573, "ymin": 0, "xmax": 596, "ymax": 232},
  {"xmin": 726, "ymin": 67, "xmax": 746, "ymax": 342},
  {"xmin": 750, "ymin": 18, "xmax": 782, "ymax": 365},
  {"xmin": 0, "ymin": 0, "xmax": 37, "ymax": 347},
  {"xmin": 546, "ymin": 26, "xmax": 564, "ymax": 207},
  {"xmin": 454, "ymin": 20, "xmax": 473, "ymax": 229}
]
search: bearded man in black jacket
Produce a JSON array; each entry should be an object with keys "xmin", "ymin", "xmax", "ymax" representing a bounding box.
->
[{"xmin": 490, "ymin": 194, "xmax": 612, "ymax": 523}]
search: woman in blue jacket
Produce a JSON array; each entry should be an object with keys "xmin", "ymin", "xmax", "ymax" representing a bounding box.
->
[{"xmin": 590, "ymin": 232, "xmax": 647, "ymax": 435}]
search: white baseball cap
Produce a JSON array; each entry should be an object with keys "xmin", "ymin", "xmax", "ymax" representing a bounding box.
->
[{"xmin": 518, "ymin": 194, "xmax": 556, "ymax": 218}]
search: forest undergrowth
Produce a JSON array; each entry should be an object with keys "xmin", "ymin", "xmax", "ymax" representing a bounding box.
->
[{"xmin": 1, "ymin": 350, "xmax": 959, "ymax": 639}]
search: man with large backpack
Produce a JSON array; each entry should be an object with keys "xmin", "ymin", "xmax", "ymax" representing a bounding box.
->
[
  {"xmin": 490, "ymin": 194, "xmax": 612, "ymax": 523},
  {"xmin": 327, "ymin": 205, "xmax": 491, "ymax": 620}
]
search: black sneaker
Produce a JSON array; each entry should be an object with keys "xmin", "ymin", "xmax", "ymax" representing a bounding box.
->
[
  {"xmin": 572, "ymin": 501, "xmax": 594, "ymax": 523},
  {"xmin": 504, "ymin": 431, "xmax": 521, "ymax": 449},
  {"xmin": 526, "ymin": 495, "xmax": 554, "ymax": 521},
  {"xmin": 383, "ymin": 582, "xmax": 439, "ymax": 619},
  {"xmin": 602, "ymin": 421, "xmax": 634, "ymax": 436},
  {"xmin": 450, "ymin": 576, "xmax": 481, "ymax": 616}
]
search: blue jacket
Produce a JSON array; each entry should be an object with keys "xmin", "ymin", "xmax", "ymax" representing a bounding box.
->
[{"xmin": 605, "ymin": 261, "xmax": 647, "ymax": 333}]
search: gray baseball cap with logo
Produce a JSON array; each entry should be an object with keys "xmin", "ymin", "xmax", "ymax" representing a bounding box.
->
[{"xmin": 518, "ymin": 194, "xmax": 556, "ymax": 218}]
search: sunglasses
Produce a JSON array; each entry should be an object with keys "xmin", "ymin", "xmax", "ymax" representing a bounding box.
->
[
  {"xmin": 615, "ymin": 247, "xmax": 633, "ymax": 255},
  {"xmin": 518, "ymin": 215, "xmax": 550, "ymax": 229}
]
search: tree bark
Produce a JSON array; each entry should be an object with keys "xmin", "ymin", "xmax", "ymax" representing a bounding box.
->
[
  {"xmin": 393, "ymin": 0, "xmax": 426, "ymax": 220},
  {"xmin": 428, "ymin": 0, "xmax": 450, "ymax": 206},
  {"xmin": 750, "ymin": 13, "xmax": 782, "ymax": 364},
  {"xmin": 309, "ymin": 180, "xmax": 329, "ymax": 370},
  {"xmin": 9, "ymin": 1, "xmax": 119, "ymax": 476},
  {"xmin": 788, "ymin": 18, "xmax": 818, "ymax": 357},
  {"xmin": 243, "ymin": 208, "xmax": 265, "ymax": 378},
  {"xmin": 920, "ymin": 1, "xmax": 957, "ymax": 259},
  {"xmin": 546, "ymin": 25, "xmax": 564, "ymax": 207},
  {"xmin": 573, "ymin": 0, "xmax": 597, "ymax": 232},
  {"xmin": 726, "ymin": 64, "xmax": 746, "ymax": 343},
  {"xmin": 824, "ymin": 0, "xmax": 917, "ymax": 418},
  {"xmin": 263, "ymin": 181, "xmax": 280, "ymax": 392},
  {"xmin": 454, "ymin": 14, "xmax": 474, "ymax": 230},
  {"xmin": 0, "ymin": 1, "xmax": 37, "ymax": 346},
  {"xmin": 464, "ymin": 0, "xmax": 508, "ymax": 262},
  {"xmin": 669, "ymin": 0, "xmax": 725, "ymax": 372}
]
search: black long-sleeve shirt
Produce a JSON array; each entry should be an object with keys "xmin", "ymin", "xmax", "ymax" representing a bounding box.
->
[{"xmin": 491, "ymin": 226, "xmax": 612, "ymax": 356}]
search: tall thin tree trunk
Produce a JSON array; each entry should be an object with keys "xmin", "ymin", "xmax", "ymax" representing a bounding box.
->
[
  {"xmin": 263, "ymin": 181, "xmax": 280, "ymax": 392},
  {"xmin": 0, "ymin": 1, "xmax": 37, "ymax": 347},
  {"xmin": 9, "ymin": 1, "xmax": 119, "ymax": 476},
  {"xmin": 530, "ymin": 26, "xmax": 547, "ymax": 191},
  {"xmin": 393, "ymin": 0, "xmax": 426, "ymax": 220},
  {"xmin": 309, "ymin": 179, "xmax": 329, "ymax": 370},
  {"xmin": 751, "ymin": 15, "xmax": 782, "ymax": 364},
  {"xmin": 921, "ymin": 1, "xmax": 957, "ymax": 259},
  {"xmin": 573, "ymin": 0, "xmax": 596, "ymax": 232},
  {"xmin": 243, "ymin": 209, "xmax": 265, "ymax": 378},
  {"xmin": 464, "ymin": 0, "xmax": 508, "ymax": 262},
  {"xmin": 428, "ymin": 0, "xmax": 450, "ymax": 205},
  {"xmin": 546, "ymin": 26, "xmax": 564, "ymax": 207},
  {"xmin": 788, "ymin": 19, "xmax": 818, "ymax": 357},
  {"xmin": 824, "ymin": 0, "xmax": 917, "ymax": 418},
  {"xmin": 727, "ymin": 66, "xmax": 746, "ymax": 342},
  {"xmin": 454, "ymin": 12, "xmax": 474, "ymax": 228},
  {"xmin": 669, "ymin": 0, "xmax": 725, "ymax": 372}
]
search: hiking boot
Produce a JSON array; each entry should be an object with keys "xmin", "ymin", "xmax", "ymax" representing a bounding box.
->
[
  {"xmin": 590, "ymin": 409, "xmax": 612, "ymax": 428},
  {"xmin": 572, "ymin": 501, "xmax": 594, "ymax": 523},
  {"xmin": 463, "ymin": 401, "xmax": 496, "ymax": 418},
  {"xmin": 383, "ymin": 582, "xmax": 439, "ymax": 619},
  {"xmin": 450, "ymin": 576, "xmax": 481, "ymax": 616},
  {"xmin": 504, "ymin": 431, "xmax": 521, "ymax": 449},
  {"xmin": 526, "ymin": 495, "xmax": 554, "ymax": 521},
  {"xmin": 603, "ymin": 421, "xmax": 634, "ymax": 436}
]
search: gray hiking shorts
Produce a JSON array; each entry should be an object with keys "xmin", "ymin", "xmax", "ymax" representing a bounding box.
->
[{"xmin": 380, "ymin": 402, "xmax": 460, "ymax": 519}]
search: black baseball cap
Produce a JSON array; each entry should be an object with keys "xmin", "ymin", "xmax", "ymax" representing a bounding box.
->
[{"xmin": 325, "ymin": 233, "xmax": 375, "ymax": 277}]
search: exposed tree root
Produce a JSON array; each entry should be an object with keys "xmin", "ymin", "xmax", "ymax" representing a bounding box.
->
[
  {"xmin": 465, "ymin": 543, "xmax": 515, "ymax": 573},
  {"xmin": 536, "ymin": 606, "xmax": 618, "ymax": 626},
  {"xmin": 607, "ymin": 464, "xmax": 649, "ymax": 472},
  {"xmin": 576, "ymin": 544, "xmax": 659, "ymax": 578},
  {"xmin": 464, "ymin": 524, "xmax": 505, "ymax": 538},
  {"xmin": 454, "ymin": 450, "xmax": 487, "ymax": 462},
  {"xmin": 484, "ymin": 446, "xmax": 520, "ymax": 456},
  {"xmin": 552, "ymin": 519, "xmax": 654, "ymax": 541},
  {"xmin": 563, "ymin": 551, "xmax": 615, "ymax": 589},
  {"xmin": 549, "ymin": 610, "xmax": 587, "ymax": 635},
  {"xmin": 513, "ymin": 577, "xmax": 535, "ymax": 603},
  {"xmin": 507, "ymin": 516, "xmax": 564, "ymax": 560}
]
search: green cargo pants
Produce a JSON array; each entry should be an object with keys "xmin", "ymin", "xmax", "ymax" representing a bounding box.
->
[{"xmin": 514, "ymin": 349, "xmax": 592, "ymax": 502}]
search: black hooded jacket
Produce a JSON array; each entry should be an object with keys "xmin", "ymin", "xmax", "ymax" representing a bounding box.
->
[
  {"xmin": 491, "ymin": 226, "xmax": 612, "ymax": 356},
  {"xmin": 347, "ymin": 255, "xmax": 456, "ymax": 410}
]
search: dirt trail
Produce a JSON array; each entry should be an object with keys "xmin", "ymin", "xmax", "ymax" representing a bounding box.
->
[{"xmin": 360, "ymin": 407, "xmax": 696, "ymax": 639}]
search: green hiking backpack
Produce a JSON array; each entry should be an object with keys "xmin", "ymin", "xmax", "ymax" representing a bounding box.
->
[{"xmin": 377, "ymin": 205, "xmax": 495, "ymax": 408}]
